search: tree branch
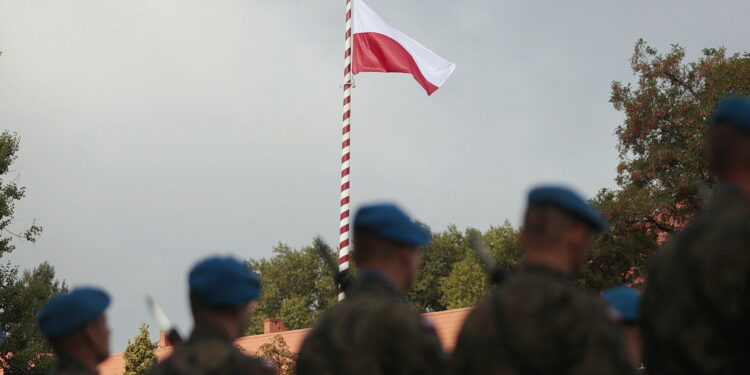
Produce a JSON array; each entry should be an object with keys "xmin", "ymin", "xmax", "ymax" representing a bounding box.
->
[
  {"xmin": 664, "ymin": 70, "xmax": 698, "ymax": 97},
  {"xmin": 643, "ymin": 215, "xmax": 674, "ymax": 234}
]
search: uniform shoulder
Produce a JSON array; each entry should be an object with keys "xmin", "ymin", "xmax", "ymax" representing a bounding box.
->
[
  {"xmin": 48, "ymin": 366, "xmax": 95, "ymax": 375},
  {"xmin": 453, "ymin": 289, "xmax": 498, "ymax": 337},
  {"xmin": 49, "ymin": 357, "xmax": 98, "ymax": 375},
  {"xmin": 651, "ymin": 191, "xmax": 750, "ymax": 273},
  {"xmin": 330, "ymin": 289, "xmax": 406, "ymax": 319},
  {"xmin": 501, "ymin": 270, "xmax": 611, "ymax": 328},
  {"xmin": 501, "ymin": 269, "xmax": 585, "ymax": 305},
  {"xmin": 146, "ymin": 338, "xmax": 244, "ymax": 375},
  {"xmin": 228, "ymin": 351, "xmax": 277, "ymax": 375}
]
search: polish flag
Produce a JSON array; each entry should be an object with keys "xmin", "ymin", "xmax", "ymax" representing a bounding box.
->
[{"xmin": 352, "ymin": 0, "xmax": 456, "ymax": 95}]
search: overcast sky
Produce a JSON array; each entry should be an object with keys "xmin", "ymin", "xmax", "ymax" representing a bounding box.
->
[{"xmin": 1, "ymin": 0, "xmax": 748, "ymax": 352}]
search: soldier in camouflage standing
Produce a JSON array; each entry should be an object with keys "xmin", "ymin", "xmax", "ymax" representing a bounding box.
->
[
  {"xmin": 37, "ymin": 287, "xmax": 113, "ymax": 375},
  {"xmin": 450, "ymin": 185, "xmax": 633, "ymax": 375},
  {"xmin": 296, "ymin": 203, "xmax": 447, "ymax": 375},
  {"xmin": 148, "ymin": 256, "xmax": 275, "ymax": 375},
  {"xmin": 641, "ymin": 96, "xmax": 750, "ymax": 375},
  {"xmin": 602, "ymin": 287, "xmax": 644, "ymax": 372}
]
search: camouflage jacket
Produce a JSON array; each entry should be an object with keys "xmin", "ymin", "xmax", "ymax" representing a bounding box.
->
[
  {"xmin": 295, "ymin": 270, "xmax": 447, "ymax": 375},
  {"xmin": 147, "ymin": 323, "xmax": 275, "ymax": 375},
  {"xmin": 450, "ymin": 263, "xmax": 633, "ymax": 375},
  {"xmin": 641, "ymin": 186, "xmax": 750, "ymax": 375},
  {"xmin": 49, "ymin": 356, "xmax": 96, "ymax": 375}
]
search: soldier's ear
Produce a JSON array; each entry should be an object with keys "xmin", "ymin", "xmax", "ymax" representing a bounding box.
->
[
  {"xmin": 80, "ymin": 320, "xmax": 99, "ymax": 347},
  {"xmin": 247, "ymin": 300, "xmax": 258, "ymax": 313}
]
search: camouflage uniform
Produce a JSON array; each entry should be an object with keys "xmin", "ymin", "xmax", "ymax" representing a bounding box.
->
[
  {"xmin": 148, "ymin": 324, "xmax": 275, "ymax": 375},
  {"xmin": 296, "ymin": 271, "xmax": 447, "ymax": 375},
  {"xmin": 49, "ymin": 356, "xmax": 96, "ymax": 375},
  {"xmin": 450, "ymin": 263, "xmax": 633, "ymax": 375},
  {"xmin": 641, "ymin": 186, "xmax": 750, "ymax": 375}
]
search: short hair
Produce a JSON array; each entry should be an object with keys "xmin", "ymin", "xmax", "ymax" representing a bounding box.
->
[
  {"xmin": 521, "ymin": 204, "xmax": 588, "ymax": 248},
  {"xmin": 708, "ymin": 122, "xmax": 750, "ymax": 178},
  {"xmin": 189, "ymin": 293, "xmax": 238, "ymax": 316},
  {"xmin": 352, "ymin": 229, "xmax": 402, "ymax": 265},
  {"xmin": 49, "ymin": 315, "xmax": 105, "ymax": 353}
]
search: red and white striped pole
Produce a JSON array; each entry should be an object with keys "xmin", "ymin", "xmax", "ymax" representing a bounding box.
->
[{"xmin": 338, "ymin": 0, "xmax": 354, "ymax": 301}]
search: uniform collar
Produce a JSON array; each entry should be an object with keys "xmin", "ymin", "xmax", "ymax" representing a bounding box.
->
[
  {"xmin": 356, "ymin": 269, "xmax": 400, "ymax": 297},
  {"xmin": 188, "ymin": 322, "xmax": 234, "ymax": 345}
]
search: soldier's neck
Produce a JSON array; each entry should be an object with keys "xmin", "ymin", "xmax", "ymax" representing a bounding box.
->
[
  {"xmin": 522, "ymin": 250, "xmax": 574, "ymax": 276},
  {"xmin": 356, "ymin": 264, "xmax": 406, "ymax": 293},
  {"xmin": 194, "ymin": 317, "xmax": 241, "ymax": 340},
  {"xmin": 57, "ymin": 349, "xmax": 101, "ymax": 374}
]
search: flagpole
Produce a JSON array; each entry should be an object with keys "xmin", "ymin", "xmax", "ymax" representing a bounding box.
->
[{"xmin": 338, "ymin": 0, "xmax": 354, "ymax": 301}]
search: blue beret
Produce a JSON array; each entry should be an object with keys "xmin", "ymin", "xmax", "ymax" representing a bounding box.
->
[
  {"xmin": 527, "ymin": 185, "xmax": 608, "ymax": 232},
  {"xmin": 711, "ymin": 95, "xmax": 750, "ymax": 134},
  {"xmin": 353, "ymin": 203, "xmax": 430, "ymax": 246},
  {"xmin": 602, "ymin": 286, "xmax": 641, "ymax": 324},
  {"xmin": 189, "ymin": 256, "xmax": 261, "ymax": 308},
  {"xmin": 37, "ymin": 287, "xmax": 111, "ymax": 339}
]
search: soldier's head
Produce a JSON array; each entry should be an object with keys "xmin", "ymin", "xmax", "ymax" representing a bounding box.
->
[
  {"xmin": 520, "ymin": 186, "xmax": 607, "ymax": 275},
  {"xmin": 709, "ymin": 96, "xmax": 750, "ymax": 192},
  {"xmin": 352, "ymin": 203, "xmax": 430, "ymax": 292},
  {"xmin": 188, "ymin": 256, "xmax": 261, "ymax": 340},
  {"xmin": 37, "ymin": 287, "xmax": 112, "ymax": 369},
  {"xmin": 602, "ymin": 286, "xmax": 642, "ymax": 367}
]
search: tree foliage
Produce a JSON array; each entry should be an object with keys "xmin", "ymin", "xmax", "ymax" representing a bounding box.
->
[
  {"xmin": 246, "ymin": 223, "xmax": 521, "ymax": 328},
  {"xmin": 0, "ymin": 263, "xmax": 66, "ymax": 375},
  {"xmin": 246, "ymin": 238, "xmax": 337, "ymax": 335},
  {"xmin": 0, "ymin": 131, "xmax": 43, "ymax": 256},
  {"xmin": 582, "ymin": 40, "xmax": 750, "ymax": 289},
  {"xmin": 256, "ymin": 335, "xmax": 296, "ymax": 375},
  {"xmin": 406, "ymin": 225, "xmax": 467, "ymax": 312},
  {"xmin": 123, "ymin": 324, "xmax": 158, "ymax": 375},
  {"xmin": 0, "ymin": 132, "xmax": 53, "ymax": 375},
  {"xmin": 437, "ymin": 222, "xmax": 521, "ymax": 310}
]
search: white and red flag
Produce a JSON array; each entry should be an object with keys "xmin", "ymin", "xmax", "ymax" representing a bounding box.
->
[
  {"xmin": 351, "ymin": 0, "xmax": 456, "ymax": 95},
  {"xmin": 337, "ymin": 0, "xmax": 454, "ymax": 300}
]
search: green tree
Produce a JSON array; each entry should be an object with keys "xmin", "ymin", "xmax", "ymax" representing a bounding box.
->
[
  {"xmin": 123, "ymin": 324, "xmax": 158, "ymax": 375},
  {"xmin": 439, "ymin": 222, "xmax": 521, "ymax": 309},
  {"xmin": 583, "ymin": 40, "xmax": 750, "ymax": 289},
  {"xmin": 0, "ymin": 131, "xmax": 50, "ymax": 375},
  {"xmin": 0, "ymin": 262, "xmax": 66, "ymax": 375},
  {"xmin": 246, "ymin": 238, "xmax": 337, "ymax": 334},
  {"xmin": 243, "ymin": 221, "xmax": 521, "ymax": 324},
  {"xmin": 406, "ymin": 225, "xmax": 467, "ymax": 311},
  {"xmin": 0, "ymin": 131, "xmax": 43, "ymax": 256},
  {"xmin": 256, "ymin": 335, "xmax": 296, "ymax": 375},
  {"xmin": 439, "ymin": 253, "xmax": 486, "ymax": 310},
  {"xmin": 579, "ymin": 190, "xmax": 658, "ymax": 290}
]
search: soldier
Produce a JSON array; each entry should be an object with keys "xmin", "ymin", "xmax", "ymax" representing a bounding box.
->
[
  {"xmin": 602, "ymin": 287, "xmax": 644, "ymax": 371},
  {"xmin": 640, "ymin": 96, "xmax": 750, "ymax": 375},
  {"xmin": 37, "ymin": 287, "xmax": 112, "ymax": 375},
  {"xmin": 148, "ymin": 256, "xmax": 275, "ymax": 375},
  {"xmin": 296, "ymin": 203, "xmax": 447, "ymax": 375},
  {"xmin": 450, "ymin": 186, "xmax": 633, "ymax": 375}
]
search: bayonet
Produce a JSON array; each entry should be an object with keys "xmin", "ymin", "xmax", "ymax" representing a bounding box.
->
[{"xmin": 146, "ymin": 295, "xmax": 183, "ymax": 346}]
